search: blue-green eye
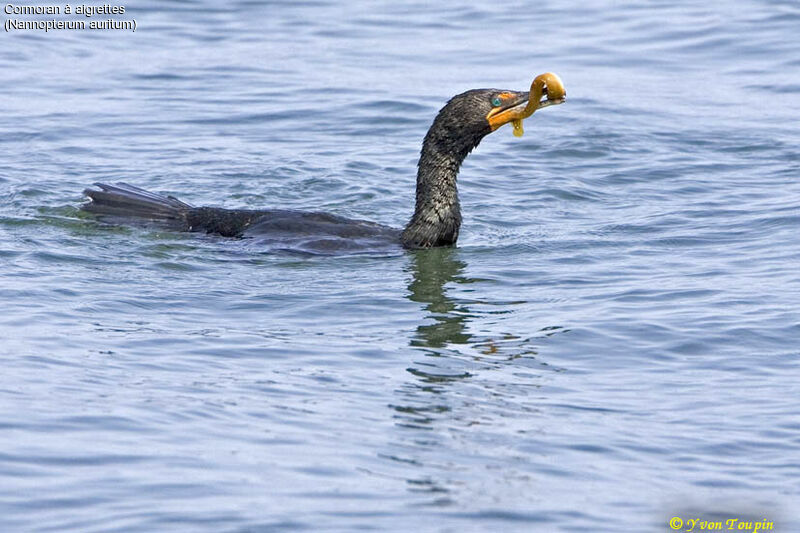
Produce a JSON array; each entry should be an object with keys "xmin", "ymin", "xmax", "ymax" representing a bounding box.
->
[{"xmin": 491, "ymin": 97, "xmax": 502, "ymax": 107}]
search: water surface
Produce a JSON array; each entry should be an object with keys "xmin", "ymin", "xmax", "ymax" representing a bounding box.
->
[{"xmin": 2, "ymin": 1, "xmax": 800, "ymax": 531}]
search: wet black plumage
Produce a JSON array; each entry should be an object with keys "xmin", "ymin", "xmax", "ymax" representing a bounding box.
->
[
  {"xmin": 400, "ymin": 89, "xmax": 496, "ymax": 248},
  {"xmin": 82, "ymin": 88, "xmax": 534, "ymax": 250}
]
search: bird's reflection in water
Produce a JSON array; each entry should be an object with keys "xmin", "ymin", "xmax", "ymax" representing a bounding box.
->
[
  {"xmin": 393, "ymin": 248, "xmax": 560, "ymax": 416},
  {"xmin": 403, "ymin": 247, "xmax": 560, "ymax": 378},
  {"xmin": 394, "ymin": 248, "xmax": 474, "ymax": 435},
  {"xmin": 407, "ymin": 247, "xmax": 473, "ymax": 351},
  {"xmin": 382, "ymin": 248, "xmax": 564, "ymax": 501}
]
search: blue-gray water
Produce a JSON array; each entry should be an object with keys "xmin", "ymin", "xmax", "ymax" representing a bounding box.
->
[{"xmin": 2, "ymin": 1, "xmax": 800, "ymax": 531}]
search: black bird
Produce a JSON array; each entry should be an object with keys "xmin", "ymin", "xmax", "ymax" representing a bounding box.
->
[{"xmin": 83, "ymin": 77, "xmax": 565, "ymax": 251}]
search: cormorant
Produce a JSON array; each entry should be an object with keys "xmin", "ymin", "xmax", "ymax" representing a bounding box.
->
[{"xmin": 83, "ymin": 74, "xmax": 565, "ymax": 250}]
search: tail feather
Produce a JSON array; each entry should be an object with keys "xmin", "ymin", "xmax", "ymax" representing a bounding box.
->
[{"xmin": 83, "ymin": 182, "xmax": 192, "ymax": 223}]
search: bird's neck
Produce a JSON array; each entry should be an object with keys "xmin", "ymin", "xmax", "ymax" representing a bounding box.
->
[{"xmin": 401, "ymin": 142, "xmax": 465, "ymax": 249}]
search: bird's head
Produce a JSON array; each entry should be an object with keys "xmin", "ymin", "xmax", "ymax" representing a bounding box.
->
[{"xmin": 424, "ymin": 73, "xmax": 567, "ymax": 158}]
